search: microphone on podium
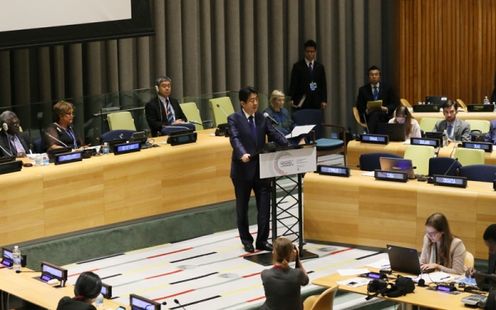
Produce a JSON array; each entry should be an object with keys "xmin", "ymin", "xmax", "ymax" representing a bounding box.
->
[{"xmin": 263, "ymin": 112, "xmax": 280, "ymax": 126}]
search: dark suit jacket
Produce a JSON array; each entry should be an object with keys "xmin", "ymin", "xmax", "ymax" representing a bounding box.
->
[
  {"xmin": 0, "ymin": 132, "xmax": 30, "ymax": 157},
  {"xmin": 288, "ymin": 59, "xmax": 327, "ymax": 109},
  {"xmin": 145, "ymin": 96, "xmax": 187, "ymax": 136},
  {"xmin": 56, "ymin": 297, "xmax": 96, "ymax": 310},
  {"xmin": 356, "ymin": 82, "xmax": 399, "ymax": 122},
  {"xmin": 228, "ymin": 111, "xmax": 288, "ymax": 181}
]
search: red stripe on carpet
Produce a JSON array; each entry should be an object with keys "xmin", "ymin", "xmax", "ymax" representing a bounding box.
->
[
  {"xmin": 246, "ymin": 295, "xmax": 265, "ymax": 303},
  {"xmin": 242, "ymin": 272, "xmax": 261, "ymax": 278},
  {"xmin": 147, "ymin": 247, "xmax": 193, "ymax": 259},
  {"xmin": 329, "ymin": 248, "xmax": 353, "ymax": 255},
  {"xmin": 145, "ymin": 269, "xmax": 182, "ymax": 280},
  {"xmin": 152, "ymin": 288, "xmax": 195, "ymax": 301}
]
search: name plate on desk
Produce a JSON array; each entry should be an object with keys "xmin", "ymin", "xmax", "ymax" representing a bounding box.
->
[
  {"xmin": 54, "ymin": 151, "xmax": 83, "ymax": 165},
  {"xmin": 101, "ymin": 283, "xmax": 112, "ymax": 299},
  {"xmin": 411, "ymin": 137, "xmax": 440, "ymax": 148},
  {"xmin": 318, "ymin": 165, "xmax": 350, "ymax": 177},
  {"xmin": 462, "ymin": 141, "xmax": 493, "ymax": 152},
  {"xmin": 167, "ymin": 132, "xmax": 197, "ymax": 146},
  {"xmin": 360, "ymin": 134, "xmax": 389, "ymax": 144},
  {"xmin": 113, "ymin": 142, "xmax": 141, "ymax": 155},
  {"xmin": 432, "ymin": 175, "xmax": 467, "ymax": 188},
  {"xmin": 130, "ymin": 294, "xmax": 160, "ymax": 310},
  {"xmin": 40, "ymin": 262, "xmax": 68, "ymax": 286},
  {"xmin": 374, "ymin": 170, "xmax": 408, "ymax": 182}
]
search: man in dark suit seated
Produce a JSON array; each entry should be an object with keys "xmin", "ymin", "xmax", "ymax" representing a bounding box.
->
[
  {"xmin": 0, "ymin": 111, "xmax": 30, "ymax": 157},
  {"xmin": 145, "ymin": 76, "xmax": 194, "ymax": 137},
  {"xmin": 434, "ymin": 100, "xmax": 471, "ymax": 142},
  {"xmin": 288, "ymin": 40, "xmax": 327, "ymax": 110},
  {"xmin": 228, "ymin": 86, "xmax": 288, "ymax": 253},
  {"xmin": 355, "ymin": 65, "xmax": 399, "ymax": 133}
]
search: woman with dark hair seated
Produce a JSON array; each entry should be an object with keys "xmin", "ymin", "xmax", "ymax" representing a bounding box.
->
[{"xmin": 57, "ymin": 271, "xmax": 102, "ymax": 310}]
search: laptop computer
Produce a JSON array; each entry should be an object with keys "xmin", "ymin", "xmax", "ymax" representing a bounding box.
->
[
  {"xmin": 376, "ymin": 123, "xmax": 406, "ymax": 141},
  {"xmin": 379, "ymin": 157, "xmax": 415, "ymax": 179},
  {"xmin": 387, "ymin": 244, "xmax": 422, "ymax": 275},
  {"xmin": 474, "ymin": 272, "xmax": 496, "ymax": 291}
]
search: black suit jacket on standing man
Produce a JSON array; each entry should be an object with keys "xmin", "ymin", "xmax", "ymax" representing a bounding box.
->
[
  {"xmin": 356, "ymin": 82, "xmax": 399, "ymax": 125},
  {"xmin": 145, "ymin": 96, "xmax": 187, "ymax": 137},
  {"xmin": 228, "ymin": 111, "xmax": 288, "ymax": 246},
  {"xmin": 288, "ymin": 59, "xmax": 327, "ymax": 110}
]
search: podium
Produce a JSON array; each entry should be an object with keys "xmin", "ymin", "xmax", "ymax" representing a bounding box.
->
[{"xmin": 244, "ymin": 145, "xmax": 318, "ymax": 266}]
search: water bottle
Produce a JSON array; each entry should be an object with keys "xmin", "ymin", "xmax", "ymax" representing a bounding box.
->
[
  {"xmin": 101, "ymin": 142, "xmax": 109, "ymax": 155},
  {"xmin": 42, "ymin": 153, "xmax": 49, "ymax": 166},
  {"xmin": 94, "ymin": 293, "xmax": 104, "ymax": 309},
  {"xmin": 483, "ymin": 96, "xmax": 490, "ymax": 105},
  {"xmin": 34, "ymin": 154, "xmax": 43, "ymax": 166},
  {"xmin": 442, "ymin": 130, "xmax": 448, "ymax": 146},
  {"xmin": 12, "ymin": 245, "xmax": 21, "ymax": 273}
]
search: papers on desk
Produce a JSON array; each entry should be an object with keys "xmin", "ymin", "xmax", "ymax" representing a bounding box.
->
[
  {"xmin": 337, "ymin": 268, "xmax": 369, "ymax": 276},
  {"xmin": 413, "ymin": 271, "xmax": 453, "ymax": 284},
  {"xmin": 366, "ymin": 258, "xmax": 390, "ymax": 270},
  {"xmin": 361, "ymin": 171, "xmax": 375, "ymax": 177},
  {"xmin": 285, "ymin": 125, "xmax": 315, "ymax": 139},
  {"xmin": 337, "ymin": 277, "xmax": 370, "ymax": 288}
]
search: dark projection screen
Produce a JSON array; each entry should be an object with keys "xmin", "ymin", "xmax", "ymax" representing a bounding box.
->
[{"xmin": 0, "ymin": 0, "xmax": 154, "ymax": 50}]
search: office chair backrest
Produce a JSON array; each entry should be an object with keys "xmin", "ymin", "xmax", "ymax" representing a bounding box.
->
[
  {"xmin": 292, "ymin": 109, "xmax": 324, "ymax": 138},
  {"xmin": 359, "ymin": 152, "xmax": 402, "ymax": 171},
  {"xmin": 459, "ymin": 164, "xmax": 496, "ymax": 182},
  {"xmin": 400, "ymin": 98, "xmax": 412, "ymax": 108},
  {"xmin": 209, "ymin": 97, "xmax": 234, "ymax": 126},
  {"xmin": 419, "ymin": 117, "xmax": 442, "ymax": 133},
  {"xmin": 464, "ymin": 251, "xmax": 475, "ymax": 269},
  {"xmin": 180, "ymin": 102, "xmax": 203, "ymax": 130},
  {"xmin": 403, "ymin": 145, "xmax": 436, "ymax": 176},
  {"xmin": 454, "ymin": 148, "xmax": 485, "ymax": 166},
  {"xmin": 303, "ymin": 285, "xmax": 338, "ymax": 310},
  {"xmin": 352, "ymin": 106, "xmax": 367, "ymax": 128},
  {"xmin": 428, "ymin": 157, "xmax": 461, "ymax": 176},
  {"xmin": 466, "ymin": 119, "xmax": 490, "ymax": 133},
  {"xmin": 107, "ymin": 111, "xmax": 136, "ymax": 131}
]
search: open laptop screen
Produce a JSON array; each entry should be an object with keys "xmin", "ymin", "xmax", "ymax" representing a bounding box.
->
[{"xmin": 379, "ymin": 157, "xmax": 415, "ymax": 179}]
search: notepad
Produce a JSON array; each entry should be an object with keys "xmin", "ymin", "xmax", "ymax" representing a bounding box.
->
[{"xmin": 366, "ymin": 100, "xmax": 383, "ymax": 110}]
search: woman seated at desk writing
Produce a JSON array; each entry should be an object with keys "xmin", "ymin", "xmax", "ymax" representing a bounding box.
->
[
  {"xmin": 388, "ymin": 106, "xmax": 421, "ymax": 139},
  {"xmin": 419, "ymin": 212, "xmax": 466, "ymax": 275}
]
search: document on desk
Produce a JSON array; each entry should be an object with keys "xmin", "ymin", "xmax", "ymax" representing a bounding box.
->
[
  {"xmin": 414, "ymin": 271, "xmax": 452, "ymax": 284},
  {"xmin": 285, "ymin": 125, "xmax": 315, "ymax": 139},
  {"xmin": 337, "ymin": 277, "xmax": 370, "ymax": 288},
  {"xmin": 366, "ymin": 258, "xmax": 390, "ymax": 269}
]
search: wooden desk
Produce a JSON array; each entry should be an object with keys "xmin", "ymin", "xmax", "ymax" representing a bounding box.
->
[
  {"xmin": 303, "ymin": 170, "xmax": 496, "ymax": 259},
  {"xmin": 412, "ymin": 111, "xmax": 496, "ymax": 122},
  {"xmin": 347, "ymin": 140, "xmax": 496, "ymax": 168},
  {"xmin": 312, "ymin": 271, "xmax": 471, "ymax": 309},
  {"xmin": 0, "ymin": 267, "xmax": 124, "ymax": 309},
  {"xmin": 0, "ymin": 130, "xmax": 234, "ymax": 246}
]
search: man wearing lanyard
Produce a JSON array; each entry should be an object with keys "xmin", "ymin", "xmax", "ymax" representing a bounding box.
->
[
  {"xmin": 228, "ymin": 86, "xmax": 288, "ymax": 253},
  {"xmin": 0, "ymin": 111, "xmax": 30, "ymax": 157},
  {"xmin": 434, "ymin": 100, "xmax": 471, "ymax": 142}
]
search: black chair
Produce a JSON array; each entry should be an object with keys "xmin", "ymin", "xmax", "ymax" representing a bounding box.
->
[
  {"xmin": 100, "ymin": 129, "xmax": 135, "ymax": 143},
  {"xmin": 292, "ymin": 109, "xmax": 347, "ymax": 165},
  {"xmin": 428, "ymin": 157, "xmax": 462, "ymax": 176},
  {"xmin": 459, "ymin": 164, "xmax": 496, "ymax": 182},
  {"xmin": 358, "ymin": 152, "xmax": 402, "ymax": 171}
]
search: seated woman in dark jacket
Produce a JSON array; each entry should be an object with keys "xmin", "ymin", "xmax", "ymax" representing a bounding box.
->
[{"xmin": 57, "ymin": 271, "xmax": 102, "ymax": 310}]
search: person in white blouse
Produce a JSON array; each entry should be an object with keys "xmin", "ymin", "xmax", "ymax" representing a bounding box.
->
[{"xmin": 388, "ymin": 106, "xmax": 421, "ymax": 139}]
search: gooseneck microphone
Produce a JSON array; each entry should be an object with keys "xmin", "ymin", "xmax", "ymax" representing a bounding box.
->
[
  {"xmin": 262, "ymin": 112, "xmax": 280, "ymax": 126},
  {"xmin": 44, "ymin": 131, "xmax": 69, "ymax": 148},
  {"xmin": 442, "ymin": 157, "xmax": 460, "ymax": 176},
  {"xmin": 174, "ymin": 298, "xmax": 186, "ymax": 310}
]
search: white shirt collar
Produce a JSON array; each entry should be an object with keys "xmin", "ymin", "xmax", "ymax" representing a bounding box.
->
[{"xmin": 242, "ymin": 110, "xmax": 254, "ymax": 119}]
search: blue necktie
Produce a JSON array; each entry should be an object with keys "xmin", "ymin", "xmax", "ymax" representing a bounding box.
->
[
  {"xmin": 166, "ymin": 98, "xmax": 174, "ymax": 124},
  {"xmin": 447, "ymin": 123, "xmax": 453, "ymax": 139},
  {"xmin": 248, "ymin": 116, "xmax": 256, "ymax": 141},
  {"xmin": 373, "ymin": 86, "xmax": 379, "ymax": 100}
]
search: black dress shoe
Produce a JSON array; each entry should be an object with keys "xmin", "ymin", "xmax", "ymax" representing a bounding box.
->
[
  {"xmin": 243, "ymin": 243, "xmax": 255, "ymax": 253},
  {"xmin": 256, "ymin": 241, "xmax": 273, "ymax": 252}
]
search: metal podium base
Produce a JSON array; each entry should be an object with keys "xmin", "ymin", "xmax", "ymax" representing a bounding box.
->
[{"xmin": 243, "ymin": 249, "xmax": 319, "ymax": 266}]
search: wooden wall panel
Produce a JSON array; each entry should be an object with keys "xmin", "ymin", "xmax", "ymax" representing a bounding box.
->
[{"xmin": 399, "ymin": 0, "xmax": 496, "ymax": 104}]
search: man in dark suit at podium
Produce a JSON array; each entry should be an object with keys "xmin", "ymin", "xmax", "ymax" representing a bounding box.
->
[{"xmin": 228, "ymin": 86, "xmax": 288, "ymax": 253}]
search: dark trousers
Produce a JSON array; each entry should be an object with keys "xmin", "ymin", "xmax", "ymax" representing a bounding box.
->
[
  {"xmin": 366, "ymin": 109, "xmax": 388, "ymax": 134},
  {"xmin": 231, "ymin": 177, "xmax": 271, "ymax": 245}
]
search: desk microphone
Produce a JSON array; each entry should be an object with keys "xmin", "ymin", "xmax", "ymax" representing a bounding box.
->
[
  {"xmin": 262, "ymin": 112, "xmax": 280, "ymax": 126},
  {"xmin": 44, "ymin": 131, "xmax": 69, "ymax": 148},
  {"xmin": 174, "ymin": 298, "xmax": 186, "ymax": 310},
  {"xmin": 442, "ymin": 157, "xmax": 460, "ymax": 176},
  {"xmin": 0, "ymin": 140, "xmax": 14, "ymax": 157}
]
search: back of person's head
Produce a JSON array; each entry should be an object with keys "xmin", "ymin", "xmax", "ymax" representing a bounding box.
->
[
  {"xmin": 484, "ymin": 224, "xmax": 496, "ymax": 242},
  {"xmin": 73, "ymin": 271, "xmax": 102, "ymax": 302},
  {"xmin": 425, "ymin": 213, "xmax": 454, "ymax": 265},
  {"xmin": 238, "ymin": 86, "xmax": 257, "ymax": 103},
  {"xmin": 53, "ymin": 100, "xmax": 74, "ymax": 122},
  {"xmin": 273, "ymin": 237, "xmax": 294, "ymax": 269},
  {"xmin": 270, "ymin": 90, "xmax": 285, "ymax": 105},
  {"xmin": 304, "ymin": 39, "xmax": 317, "ymax": 50}
]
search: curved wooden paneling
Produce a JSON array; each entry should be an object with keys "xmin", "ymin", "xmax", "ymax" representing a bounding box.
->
[{"xmin": 399, "ymin": 0, "xmax": 496, "ymax": 104}]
